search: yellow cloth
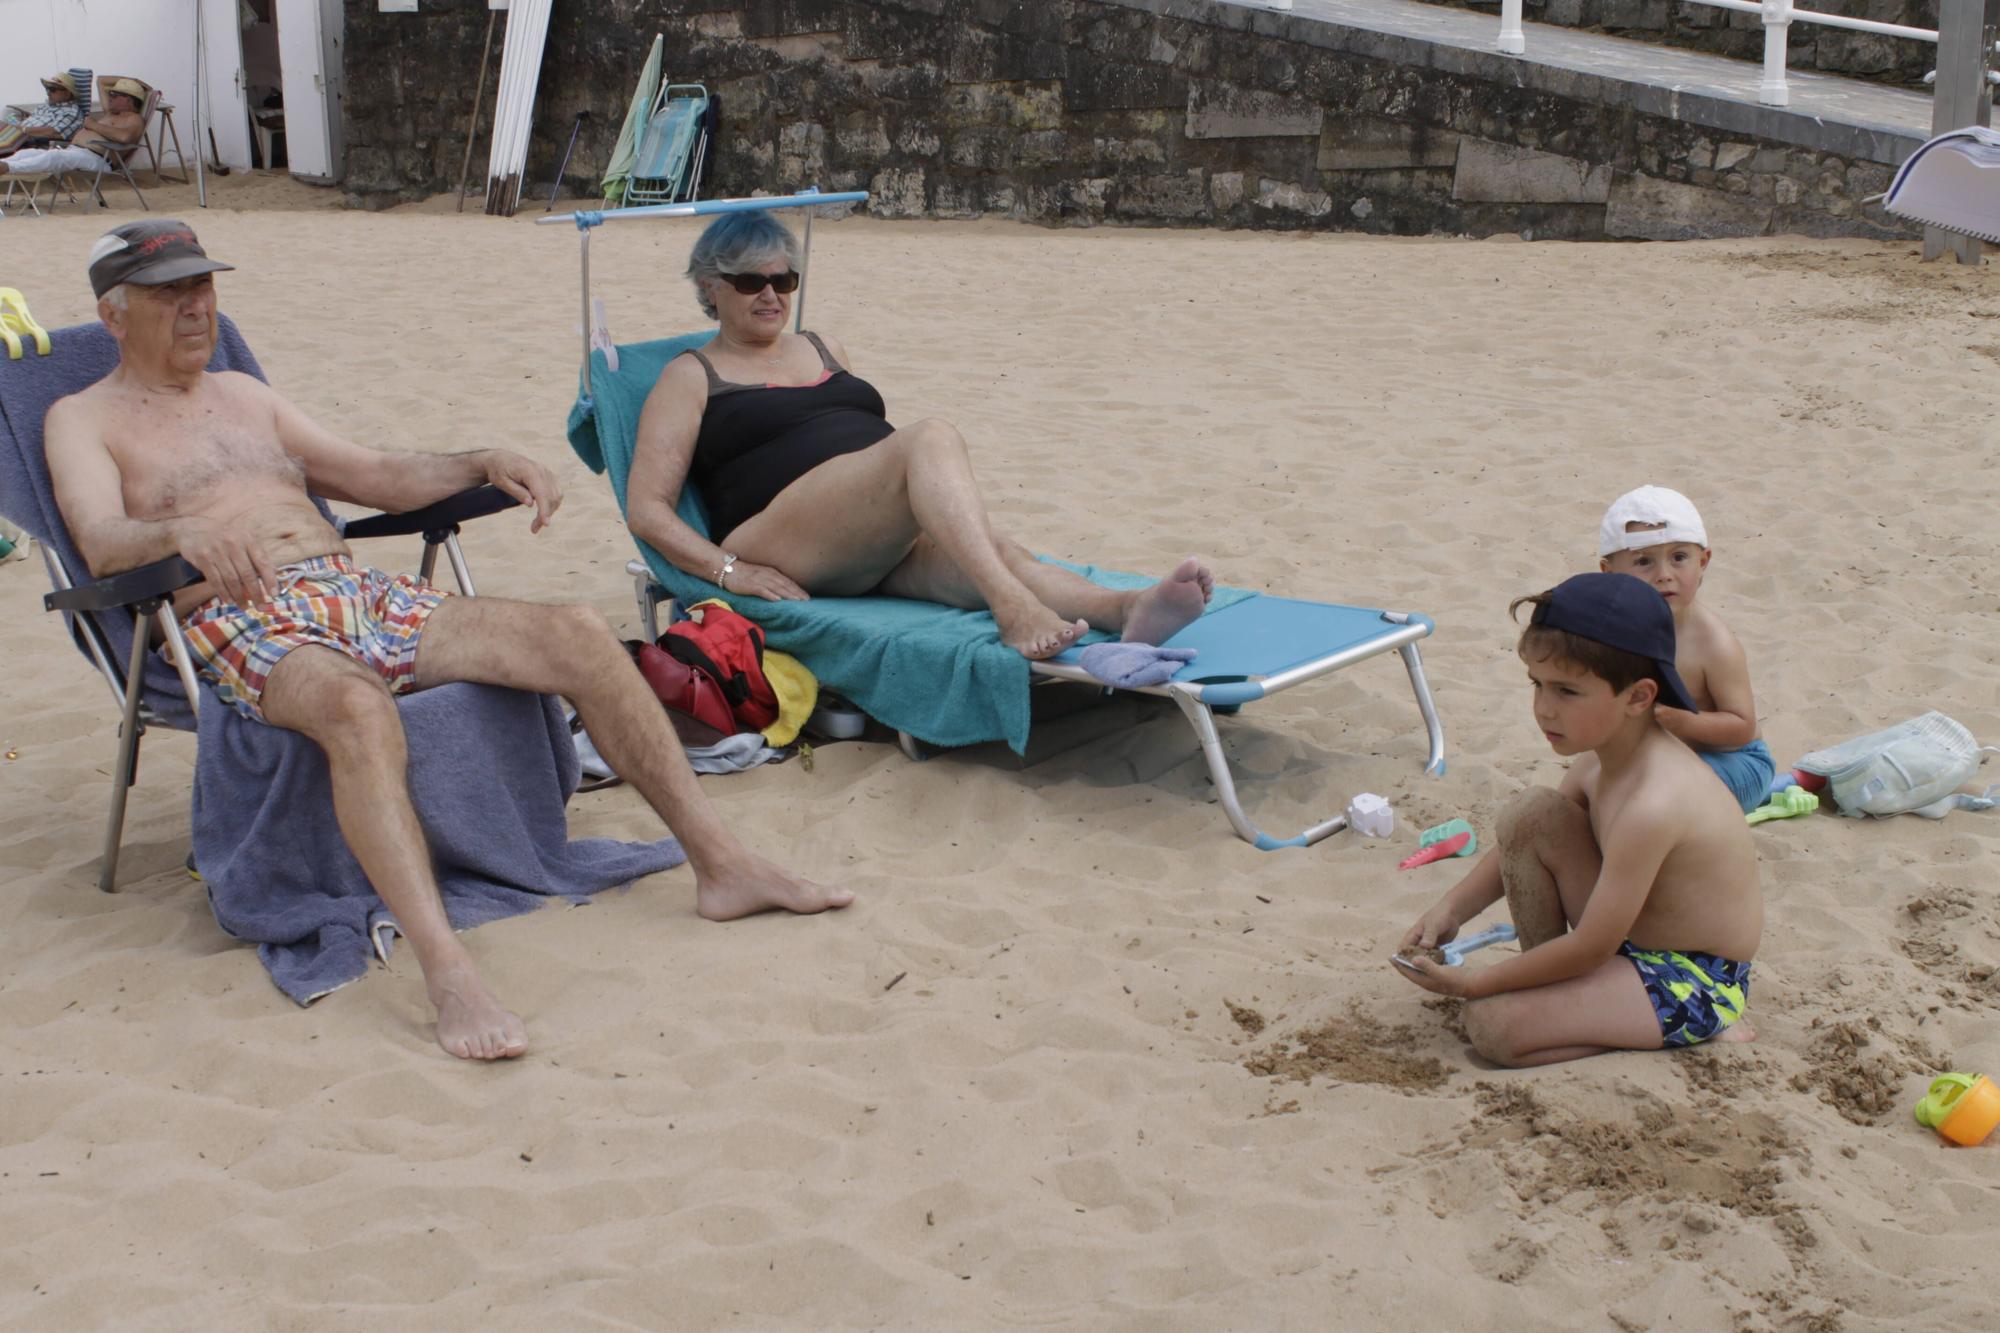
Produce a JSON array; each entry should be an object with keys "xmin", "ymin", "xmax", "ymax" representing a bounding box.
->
[
  {"xmin": 759, "ymin": 648, "xmax": 818, "ymax": 747},
  {"xmin": 686, "ymin": 599, "xmax": 818, "ymax": 747}
]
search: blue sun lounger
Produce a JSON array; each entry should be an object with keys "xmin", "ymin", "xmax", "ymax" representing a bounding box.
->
[{"xmin": 548, "ymin": 191, "xmax": 1447, "ymax": 848}]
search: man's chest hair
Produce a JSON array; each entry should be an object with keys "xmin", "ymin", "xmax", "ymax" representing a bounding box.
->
[{"xmin": 103, "ymin": 393, "xmax": 303, "ymax": 517}]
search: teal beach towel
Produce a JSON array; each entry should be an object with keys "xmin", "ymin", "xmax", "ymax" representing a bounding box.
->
[{"xmin": 567, "ymin": 335, "xmax": 1250, "ymax": 753}]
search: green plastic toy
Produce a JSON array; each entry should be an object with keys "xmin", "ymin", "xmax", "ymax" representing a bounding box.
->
[
  {"xmin": 1747, "ymin": 785, "xmax": 1819, "ymax": 826},
  {"xmin": 1420, "ymin": 818, "xmax": 1476, "ymax": 855}
]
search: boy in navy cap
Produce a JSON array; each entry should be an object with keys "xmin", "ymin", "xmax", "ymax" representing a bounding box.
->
[{"xmin": 1393, "ymin": 573, "xmax": 1763, "ymax": 1066}]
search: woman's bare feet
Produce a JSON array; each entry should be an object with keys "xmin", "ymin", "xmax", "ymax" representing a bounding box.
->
[
  {"xmin": 428, "ymin": 961, "xmax": 529, "ymax": 1061},
  {"xmin": 695, "ymin": 851, "xmax": 857, "ymax": 921},
  {"xmin": 1121, "ymin": 556, "xmax": 1214, "ymax": 645},
  {"xmin": 994, "ymin": 597, "xmax": 1088, "ymax": 660}
]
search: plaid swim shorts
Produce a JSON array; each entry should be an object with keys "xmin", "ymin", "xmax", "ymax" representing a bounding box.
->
[{"xmin": 180, "ymin": 554, "xmax": 449, "ymax": 722}]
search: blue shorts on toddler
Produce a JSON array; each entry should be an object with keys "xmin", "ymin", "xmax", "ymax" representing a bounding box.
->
[{"xmin": 1698, "ymin": 738, "xmax": 1776, "ymax": 814}]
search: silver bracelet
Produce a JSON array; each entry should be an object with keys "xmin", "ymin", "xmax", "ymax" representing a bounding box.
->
[{"xmin": 714, "ymin": 552, "xmax": 737, "ymax": 586}]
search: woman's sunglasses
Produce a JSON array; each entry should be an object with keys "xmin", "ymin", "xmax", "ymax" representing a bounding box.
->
[{"xmin": 720, "ymin": 270, "xmax": 800, "ymax": 295}]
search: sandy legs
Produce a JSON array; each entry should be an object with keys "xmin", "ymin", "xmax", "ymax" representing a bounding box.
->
[
  {"xmin": 721, "ymin": 418, "xmax": 1212, "ymax": 658},
  {"xmin": 260, "ymin": 598, "xmax": 852, "ymax": 1061},
  {"xmin": 260, "ymin": 646, "xmax": 530, "ymax": 1062},
  {"xmin": 1458, "ymin": 787, "xmax": 1745, "ymax": 1067}
]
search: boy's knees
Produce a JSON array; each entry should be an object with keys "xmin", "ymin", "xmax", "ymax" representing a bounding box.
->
[
  {"xmin": 1464, "ymin": 998, "xmax": 1527, "ymax": 1067},
  {"xmin": 1496, "ymin": 785, "xmax": 1580, "ymax": 845}
]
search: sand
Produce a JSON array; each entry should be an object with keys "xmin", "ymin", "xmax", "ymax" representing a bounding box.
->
[{"xmin": 1, "ymin": 173, "xmax": 1996, "ymax": 1329}]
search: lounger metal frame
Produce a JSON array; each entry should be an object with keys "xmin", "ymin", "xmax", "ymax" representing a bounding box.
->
[
  {"xmin": 550, "ymin": 190, "xmax": 1447, "ymax": 850},
  {"xmin": 622, "ymin": 562, "xmax": 1447, "ymax": 851}
]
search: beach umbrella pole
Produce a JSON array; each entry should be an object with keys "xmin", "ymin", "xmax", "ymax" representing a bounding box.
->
[
  {"xmin": 795, "ymin": 209, "xmax": 813, "ymax": 332},
  {"xmin": 193, "ymin": 0, "xmax": 208, "ymax": 206},
  {"xmin": 578, "ymin": 226, "xmax": 594, "ymax": 396}
]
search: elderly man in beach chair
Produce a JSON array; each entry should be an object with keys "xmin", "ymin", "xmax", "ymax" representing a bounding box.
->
[
  {"xmin": 35, "ymin": 220, "xmax": 851, "ymax": 1060},
  {"xmin": 569, "ymin": 205, "xmax": 1445, "ymax": 847},
  {"xmin": 0, "ymin": 70, "xmax": 87, "ymax": 155}
]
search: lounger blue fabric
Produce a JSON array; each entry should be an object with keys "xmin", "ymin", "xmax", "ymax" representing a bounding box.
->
[
  {"xmin": 1, "ymin": 317, "xmax": 683, "ymax": 1004},
  {"xmin": 567, "ymin": 335, "xmax": 1253, "ymax": 753}
]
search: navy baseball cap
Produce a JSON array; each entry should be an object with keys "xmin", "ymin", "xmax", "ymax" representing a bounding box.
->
[
  {"xmin": 87, "ymin": 220, "xmax": 234, "ymax": 299},
  {"xmin": 1531, "ymin": 572, "xmax": 1700, "ymax": 713}
]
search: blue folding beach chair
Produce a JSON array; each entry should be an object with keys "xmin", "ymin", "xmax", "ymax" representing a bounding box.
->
[
  {"xmin": 0, "ymin": 315, "xmax": 520, "ymax": 891},
  {"xmin": 552, "ymin": 193, "xmax": 1446, "ymax": 849},
  {"xmin": 622, "ymin": 83, "xmax": 709, "ymax": 207}
]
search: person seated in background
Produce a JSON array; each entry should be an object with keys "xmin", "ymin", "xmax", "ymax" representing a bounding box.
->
[
  {"xmin": 1594, "ymin": 485, "xmax": 1772, "ymax": 814},
  {"xmin": 0, "ymin": 71, "xmax": 86, "ymax": 155},
  {"xmin": 0, "ymin": 77, "xmax": 142, "ymax": 179},
  {"xmin": 625, "ymin": 209, "xmax": 1215, "ymax": 662}
]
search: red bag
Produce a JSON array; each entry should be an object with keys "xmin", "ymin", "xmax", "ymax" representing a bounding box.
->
[
  {"xmin": 631, "ymin": 641, "xmax": 739, "ymax": 744},
  {"xmin": 662, "ymin": 603, "xmax": 780, "ymax": 732}
]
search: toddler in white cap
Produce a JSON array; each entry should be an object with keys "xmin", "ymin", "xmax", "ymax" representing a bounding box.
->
[{"xmin": 1597, "ymin": 486, "xmax": 1774, "ymax": 812}]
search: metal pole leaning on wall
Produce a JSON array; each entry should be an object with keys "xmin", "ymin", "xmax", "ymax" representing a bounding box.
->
[
  {"xmin": 456, "ymin": 9, "xmax": 500, "ymax": 213},
  {"xmin": 1926, "ymin": 0, "xmax": 2000, "ymax": 262}
]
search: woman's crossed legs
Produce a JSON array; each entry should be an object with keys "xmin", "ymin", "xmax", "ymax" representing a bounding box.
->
[{"xmin": 721, "ymin": 418, "xmax": 1212, "ymax": 658}]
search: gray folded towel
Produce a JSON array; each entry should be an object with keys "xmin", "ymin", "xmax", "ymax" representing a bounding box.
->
[{"xmin": 1078, "ymin": 642, "xmax": 1197, "ymax": 688}]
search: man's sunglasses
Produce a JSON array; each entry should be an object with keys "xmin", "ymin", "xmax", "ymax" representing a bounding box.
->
[{"xmin": 720, "ymin": 270, "xmax": 800, "ymax": 295}]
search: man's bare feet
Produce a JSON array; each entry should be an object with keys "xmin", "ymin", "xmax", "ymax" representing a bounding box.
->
[
  {"xmin": 428, "ymin": 961, "xmax": 529, "ymax": 1061},
  {"xmin": 1121, "ymin": 556, "xmax": 1213, "ymax": 645},
  {"xmin": 994, "ymin": 598, "xmax": 1088, "ymax": 660},
  {"xmin": 1713, "ymin": 1019, "xmax": 1756, "ymax": 1046},
  {"xmin": 695, "ymin": 851, "xmax": 856, "ymax": 921}
]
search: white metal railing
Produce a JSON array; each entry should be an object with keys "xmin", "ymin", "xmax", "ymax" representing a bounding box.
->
[{"xmin": 1496, "ymin": 0, "xmax": 1955, "ymax": 107}]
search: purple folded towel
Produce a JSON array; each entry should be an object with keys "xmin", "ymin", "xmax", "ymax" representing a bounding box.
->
[{"xmin": 1078, "ymin": 642, "xmax": 1197, "ymax": 688}]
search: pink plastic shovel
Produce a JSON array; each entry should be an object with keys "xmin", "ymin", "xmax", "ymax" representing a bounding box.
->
[{"xmin": 1398, "ymin": 831, "xmax": 1472, "ymax": 869}]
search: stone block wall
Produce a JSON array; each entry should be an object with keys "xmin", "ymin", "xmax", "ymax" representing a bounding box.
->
[
  {"xmin": 1422, "ymin": 0, "xmax": 1940, "ymax": 88},
  {"xmin": 338, "ymin": 0, "xmax": 1913, "ymax": 240}
]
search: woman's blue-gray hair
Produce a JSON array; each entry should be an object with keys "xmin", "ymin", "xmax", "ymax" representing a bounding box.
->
[{"xmin": 686, "ymin": 210, "xmax": 803, "ymax": 320}]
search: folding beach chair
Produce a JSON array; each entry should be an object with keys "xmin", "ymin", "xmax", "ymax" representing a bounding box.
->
[
  {"xmin": 0, "ymin": 315, "xmax": 520, "ymax": 891},
  {"xmin": 0, "ymin": 170, "xmax": 68, "ymax": 217},
  {"xmin": 621, "ymin": 83, "xmax": 709, "ymax": 207}
]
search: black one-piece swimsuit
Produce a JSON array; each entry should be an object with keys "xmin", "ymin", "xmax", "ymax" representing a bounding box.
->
[{"xmin": 684, "ymin": 330, "xmax": 896, "ymax": 543}]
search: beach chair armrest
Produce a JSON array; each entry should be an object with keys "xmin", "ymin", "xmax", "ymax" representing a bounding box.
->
[
  {"xmin": 43, "ymin": 554, "xmax": 202, "ymax": 613},
  {"xmin": 340, "ymin": 484, "xmax": 520, "ymax": 541}
]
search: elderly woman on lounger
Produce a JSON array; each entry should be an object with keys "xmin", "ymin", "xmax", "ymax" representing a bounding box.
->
[{"xmin": 625, "ymin": 210, "xmax": 1212, "ymax": 660}]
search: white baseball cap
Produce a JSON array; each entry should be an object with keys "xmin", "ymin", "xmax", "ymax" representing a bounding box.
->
[{"xmin": 1598, "ymin": 485, "xmax": 1708, "ymax": 556}]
